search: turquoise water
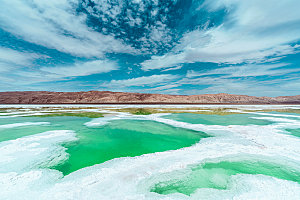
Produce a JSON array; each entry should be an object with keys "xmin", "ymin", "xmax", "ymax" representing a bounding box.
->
[
  {"xmin": 0, "ymin": 116, "xmax": 90, "ymax": 142},
  {"xmin": 286, "ymin": 129, "xmax": 300, "ymax": 138},
  {"xmin": 162, "ymin": 113, "xmax": 272, "ymax": 125}
]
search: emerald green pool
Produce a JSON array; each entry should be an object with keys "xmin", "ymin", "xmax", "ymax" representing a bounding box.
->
[
  {"xmin": 0, "ymin": 116, "xmax": 208, "ymax": 175},
  {"xmin": 151, "ymin": 160, "xmax": 300, "ymax": 195},
  {"xmin": 54, "ymin": 119, "xmax": 208, "ymax": 175}
]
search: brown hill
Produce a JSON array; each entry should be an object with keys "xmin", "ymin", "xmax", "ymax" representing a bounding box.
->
[{"xmin": 0, "ymin": 91, "xmax": 300, "ymax": 104}]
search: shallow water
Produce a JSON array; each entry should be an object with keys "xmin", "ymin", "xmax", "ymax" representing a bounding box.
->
[
  {"xmin": 286, "ymin": 128, "xmax": 300, "ymax": 138},
  {"xmin": 0, "ymin": 116, "xmax": 89, "ymax": 142},
  {"xmin": 151, "ymin": 160, "xmax": 300, "ymax": 195},
  {"xmin": 162, "ymin": 113, "xmax": 272, "ymax": 125},
  {"xmin": 1, "ymin": 105, "xmax": 300, "ymax": 200}
]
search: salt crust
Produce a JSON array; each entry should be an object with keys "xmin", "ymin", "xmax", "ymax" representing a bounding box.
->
[
  {"xmin": 0, "ymin": 108, "xmax": 300, "ymax": 199},
  {"xmin": 0, "ymin": 122, "xmax": 50, "ymax": 129}
]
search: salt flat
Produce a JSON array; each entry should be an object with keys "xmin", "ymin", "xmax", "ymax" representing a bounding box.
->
[{"xmin": 0, "ymin": 105, "xmax": 299, "ymax": 200}]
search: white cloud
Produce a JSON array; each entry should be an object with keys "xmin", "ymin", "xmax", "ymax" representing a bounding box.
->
[
  {"xmin": 175, "ymin": 62, "xmax": 300, "ymax": 97},
  {"xmin": 0, "ymin": 63, "xmax": 11, "ymax": 73},
  {"xmin": 0, "ymin": 0, "xmax": 137, "ymax": 58},
  {"xmin": 141, "ymin": 0, "xmax": 300, "ymax": 70},
  {"xmin": 161, "ymin": 65, "xmax": 183, "ymax": 72},
  {"xmin": 186, "ymin": 63, "xmax": 300, "ymax": 78},
  {"xmin": 76, "ymin": 0, "xmax": 173, "ymax": 54},
  {"xmin": 176, "ymin": 76, "xmax": 272, "ymax": 96},
  {"xmin": 102, "ymin": 74, "xmax": 178, "ymax": 88},
  {"xmin": 0, "ymin": 47, "xmax": 41, "ymax": 70},
  {"xmin": 40, "ymin": 60, "xmax": 118, "ymax": 78},
  {"xmin": 141, "ymin": 54, "xmax": 185, "ymax": 71},
  {"xmin": 0, "ymin": 59, "xmax": 119, "ymax": 90},
  {"xmin": 183, "ymin": 76, "xmax": 300, "ymax": 97},
  {"xmin": 0, "ymin": 47, "xmax": 42, "ymax": 73},
  {"xmin": 143, "ymin": 83, "xmax": 181, "ymax": 92}
]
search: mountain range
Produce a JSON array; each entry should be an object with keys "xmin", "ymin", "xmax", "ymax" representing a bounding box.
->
[{"xmin": 1, "ymin": 91, "xmax": 300, "ymax": 104}]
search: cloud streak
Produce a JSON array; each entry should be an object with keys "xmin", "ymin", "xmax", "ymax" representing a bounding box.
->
[
  {"xmin": 102, "ymin": 74, "xmax": 178, "ymax": 88},
  {"xmin": 40, "ymin": 60, "xmax": 119, "ymax": 78},
  {"xmin": 186, "ymin": 63, "xmax": 300, "ymax": 78},
  {"xmin": 0, "ymin": 47, "xmax": 41, "ymax": 73}
]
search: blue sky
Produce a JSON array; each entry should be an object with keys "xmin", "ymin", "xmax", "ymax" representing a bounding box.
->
[{"xmin": 0, "ymin": 0, "xmax": 300, "ymax": 96}]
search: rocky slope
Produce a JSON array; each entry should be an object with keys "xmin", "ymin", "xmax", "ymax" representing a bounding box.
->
[{"xmin": 0, "ymin": 91, "xmax": 300, "ymax": 104}]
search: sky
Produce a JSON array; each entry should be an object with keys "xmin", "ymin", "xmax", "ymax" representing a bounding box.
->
[{"xmin": 0, "ymin": 0, "xmax": 300, "ymax": 97}]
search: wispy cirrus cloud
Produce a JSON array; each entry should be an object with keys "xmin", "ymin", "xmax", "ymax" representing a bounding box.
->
[
  {"xmin": 0, "ymin": 55, "xmax": 119, "ymax": 89},
  {"xmin": 161, "ymin": 65, "xmax": 183, "ymax": 72},
  {"xmin": 0, "ymin": 47, "xmax": 41, "ymax": 72},
  {"xmin": 141, "ymin": 0, "xmax": 300, "ymax": 70},
  {"xmin": 0, "ymin": 0, "xmax": 137, "ymax": 58},
  {"xmin": 180, "ymin": 75, "xmax": 300, "ymax": 97},
  {"xmin": 40, "ymin": 60, "xmax": 119, "ymax": 78},
  {"xmin": 177, "ymin": 63, "xmax": 300, "ymax": 96},
  {"xmin": 101, "ymin": 74, "xmax": 179, "ymax": 88},
  {"xmin": 186, "ymin": 63, "xmax": 300, "ymax": 78}
]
